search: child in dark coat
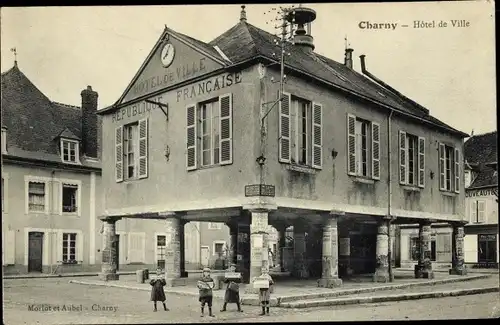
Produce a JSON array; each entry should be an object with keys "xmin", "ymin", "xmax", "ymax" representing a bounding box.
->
[
  {"xmin": 252, "ymin": 266, "xmax": 274, "ymax": 316},
  {"xmin": 197, "ymin": 267, "xmax": 215, "ymax": 317},
  {"xmin": 150, "ymin": 268, "xmax": 169, "ymax": 312},
  {"xmin": 220, "ymin": 263, "xmax": 243, "ymax": 312}
]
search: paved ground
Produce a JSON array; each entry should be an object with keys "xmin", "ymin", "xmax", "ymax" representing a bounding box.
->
[{"xmin": 3, "ymin": 276, "xmax": 499, "ymax": 324}]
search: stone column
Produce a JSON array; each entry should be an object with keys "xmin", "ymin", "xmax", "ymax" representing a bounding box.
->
[
  {"xmin": 277, "ymin": 225, "xmax": 287, "ymax": 272},
  {"xmin": 99, "ymin": 216, "xmax": 121, "ymax": 281},
  {"xmin": 179, "ymin": 220, "xmax": 187, "ymax": 278},
  {"xmin": 318, "ymin": 212, "xmax": 343, "ymax": 288},
  {"xmin": 415, "ymin": 222, "xmax": 434, "ymax": 279},
  {"xmin": 449, "ymin": 224, "xmax": 467, "ymax": 275},
  {"xmin": 249, "ymin": 210, "xmax": 270, "ymax": 282},
  {"xmin": 164, "ymin": 215, "xmax": 186, "ymax": 286},
  {"xmin": 293, "ymin": 218, "xmax": 309, "ymax": 279},
  {"xmin": 373, "ymin": 219, "xmax": 390, "ymax": 283},
  {"xmin": 390, "ymin": 224, "xmax": 396, "ymax": 267},
  {"xmin": 228, "ymin": 223, "xmax": 238, "ymax": 265},
  {"xmin": 338, "ymin": 220, "xmax": 353, "ymax": 278}
]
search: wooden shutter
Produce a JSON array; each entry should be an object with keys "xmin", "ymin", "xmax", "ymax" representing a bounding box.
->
[
  {"xmin": 477, "ymin": 200, "xmax": 486, "ymax": 223},
  {"xmin": 470, "ymin": 200, "xmax": 477, "ymax": 223},
  {"xmin": 439, "ymin": 143, "xmax": 446, "ymax": 190},
  {"xmin": 5, "ymin": 230, "xmax": 15, "ymax": 265},
  {"xmin": 436, "ymin": 233, "xmax": 452, "ymax": 262},
  {"xmin": 186, "ymin": 104, "xmax": 197, "ymax": 170},
  {"xmin": 312, "ymin": 102, "xmax": 322, "ymax": 169},
  {"xmin": 347, "ymin": 114, "xmax": 356, "ymax": 175},
  {"xmin": 128, "ymin": 233, "xmax": 145, "ymax": 263},
  {"xmin": 371, "ymin": 122, "xmax": 380, "ymax": 180},
  {"xmin": 454, "ymin": 148, "xmax": 460, "ymax": 193},
  {"xmin": 219, "ymin": 93, "xmax": 233, "ymax": 165},
  {"xmin": 138, "ymin": 119, "xmax": 148, "ymax": 179},
  {"xmin": 279, "ymin": 92, "xmax": 291, "ymax": 163},
  {"xmin": 399, "ymin": 130, "xmax": 406, "ymax": 184},
  {"xmin": 115, "ymin": 125, "xmax": 123, "ymax": 182},
  {"xmin": 418, "ymin": 136, "xmax": 425, "ymax": 188}
]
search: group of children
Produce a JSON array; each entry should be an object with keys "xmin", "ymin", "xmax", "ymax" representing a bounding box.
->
[{"xmin": 149, "ymin": 264, "xmax": 274, "ymax": 317}]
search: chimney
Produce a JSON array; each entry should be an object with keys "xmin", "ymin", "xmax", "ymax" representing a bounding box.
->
[
  {"xmin": 81, "ymin": 85, "xmax": 99, "ymax": 158},
  {"xmin": 344, "ymin": 48, "xmax": 353, "ymax": 69}
]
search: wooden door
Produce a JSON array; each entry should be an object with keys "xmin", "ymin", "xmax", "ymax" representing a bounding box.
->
[
  {"xmin": 28, "ymin": 232, "xmax": 43, "ymax": 273},
  {"xmin": 201, "ymin": 246, "xmax": 209, "ymax": 267}
]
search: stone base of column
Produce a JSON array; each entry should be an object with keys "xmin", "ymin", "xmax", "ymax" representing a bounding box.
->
[
  {"xmin": 414, "ymin": 264, "xmax": 423, "ymax": 278},
  {"xmin": 99, "ymin": 272, "xmax": 119, "ymax": 281},
  {"xmin": 180, "ymin": 271, "xmax": 189, "ymax": 278},
  {"xmin": 317, "ymin": 277, "xmax": 343, "ymax": 288},
  {"xmin": 165, "ymin": 277, "xmax": 187, "ymax": 287},
  {"xmin": 373, "ymin": 268, "xmax": 390, "ymax": 283},
  {"xmin": 449, "ymin": 266, "xmax": 467, "ymax": 276},
  {"xmin": 421, "ymin": 269, "xmax": 435, "ymax": 279}
]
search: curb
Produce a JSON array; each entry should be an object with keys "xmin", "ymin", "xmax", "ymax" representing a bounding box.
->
[
  {"xmin": 4, "ymin": 271, "xmax": 137, "ymax": 280},
  {"xmin": 280, "ymin": 286, "xmax": 500, "ymax": 308}
]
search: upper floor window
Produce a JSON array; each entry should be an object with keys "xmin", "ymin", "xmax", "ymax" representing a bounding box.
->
[
  {"xmin": 186, "ymin": 94, "xmax": 233, "ymax": 171},
  {"xmin": 279, "ymin": 93, "xmax": 323, "ymax": 169},
  {"xmin": 464, "ymin": 170, "xmax": 472, "ymax": 188},
  {"xmin": 439, "ymin": 143, "xmax": 460, "ymax": 193},
  {"xmin": 470, "ymin": 200, "xmax": 486, "ymax": 223},
  {"xmin": 115, "ymin": 119, "xmax": 148, "ymax": 182},
  {"xmin": 347, "ymin": 114, "xmax": 380, "ymax": 180},
  {"xmin": 1, "ymin": 177, "xmax": 4, "ymax": 212},
  {"xmin": 61, "ymin": 139, "xmax": 79, "ymax": 163},
  {"xmin": 399, "ymin": 131, "xmax": 425, "ymax": 187},
  {"xmin": 1, "ymin": 127, "xmax": 6, "ymax": 154},
  {"xmin": 28, "ymin": 181, "xmax": 46, "ymax": 212},
  {"xmin": 62, "ymin": 183, "xmax": 78, "ymax": 213}
]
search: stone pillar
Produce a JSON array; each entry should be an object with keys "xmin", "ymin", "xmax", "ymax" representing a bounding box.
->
[
  {"xmin": 293, "ymin": 218, "xmax": 309, "ymax": 279},
  {"xmin": 449, "ymin": 225, "xmax": 467, "ymax": 275},
  {"xmin": 373, "ymin": 219, "xmax": 390, "ymax": 282},
  {"xmin": 99, "ymin": 216, "xmax": 121, "ymax": 281},
  {"xmin": 338, "ymin": 220, "xmax": 353, "ymax": 278},
  {"xmin": 415, "ymin": 222, "xmax": 434, "ymax": 279},
  {"xmin": 228, "ymin": 223, "xmax": 238, "ymax": 265},
  {"xmin": 249, "ymin": 210, "xmax": 270, "ymax": 282},
  {"xmin": 318, "ymin": 212, "xmax": 343, "ymax": 288},
  {"xmin": 277, "ymin": 225, "xmax": 287, "ymax": 272},
  {"xmin": 179, "ymin": 220, "xmax": 187, "ymax": 278},
  {"xmin": 164, "ymin": 215, "xmax": 186, "ymax": 286}
]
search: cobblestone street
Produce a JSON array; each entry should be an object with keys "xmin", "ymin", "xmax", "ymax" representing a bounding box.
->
[{"xmin": 3, "ymin": 276, "xmax": 499, "ymax": 324}]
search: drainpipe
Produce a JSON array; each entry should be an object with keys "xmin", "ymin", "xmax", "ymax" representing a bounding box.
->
[
  {"xmin": 50, "ymin": 170, "xmax": 56, "ymax": 274},
  {"xmin": 387, "ymin": 110, "xmax": 394, "ymax": 282}
]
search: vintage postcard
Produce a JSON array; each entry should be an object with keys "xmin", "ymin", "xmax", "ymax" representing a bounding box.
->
[{"xmin": 1, "ymin": 2, "xmax": 497, "ymax": 324}]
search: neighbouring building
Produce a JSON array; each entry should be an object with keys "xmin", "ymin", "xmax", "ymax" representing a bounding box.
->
[
  {"xmin": 463, "ymin": 131, "xmax": 498, "ymax": 268},
  {"xmin": 95, "ymin": 6, "xmax": 469, "ymax": 286}
]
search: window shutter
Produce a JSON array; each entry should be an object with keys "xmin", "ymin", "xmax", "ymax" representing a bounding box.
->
[
  {"xmin": 186, "ymin": 104, "xmax": 197, "ymax": 171},
  {"xmin": 219, "ymin": 93, "xmax": 233, "ymax": 165},
  {"xmin": 470, "ymin": 200, "xmax": 477, "ymax": 223},
  {"xmin": 418, "ymin": 136, "xmax": 425, "ymax": 188},
  {"xmin": 279, "ymin": 92, "xmax": 291, "ymax": 163},
  {"xmin": 5, "ymin": 230, "xmax": 15, "ymax": 265},
  {"xmin": 115, "ymin": 125, "xmax": 123, "ymax": 182},
  {"xmin": 347, "ymin": 114, "xmax": 356, "ymax": 175},
  {"xmin": 399, "ymin": 130, "xmax": 407, "ymax": 184},
  {"xmin": 436, "ymin": 233, "xmax": 452, "ymax": 262},
  {"xmin": 478, "ymin": 200, "xmax": 486, "ymax": 223},
  {"xmin": 311, "ymin": 102, "xmax": 323, "ymax": 169},
  {"xmin": 454, "ymin": 148, "xmax": 460, "ymax": 193},
  {"xmin": 371, "ymin": 122, "xmax": 380, "ymax": 180},
  {"xmin": 439, "ymin": 143, "xmax": 446, "ymax": 190},
  {"xmin": 138, "ymin": 119, "xmax": 148, "ymax": 179}
]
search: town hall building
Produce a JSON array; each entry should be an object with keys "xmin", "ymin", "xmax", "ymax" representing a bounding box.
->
[{"xmin": 96, "ymin": 6, "xmax": 469, "ymax": 285}]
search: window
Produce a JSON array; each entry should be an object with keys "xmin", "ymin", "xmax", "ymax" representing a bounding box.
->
[
  {"xmin": 62, "ymin": 233, "xmax": 77, "ymax": 263},
  {"xmin": 1, "ymin": 127, "xmax": 6, "ymax": 154},
  {"xmin": 186, "ymin": 94, "xmax": 233, "ymax": 170},
  {"xmin": 399, "ymin": 132, "xmax": 425, "ymax": 187},
  {"xmin": 464, "ymin": 170, "xmax": 472, "ymax": 188},
  {"xmin": 213, "ymin": 241, "xmax": 226, "ymax": 257},
  {"xmin": 115, "ymin": 119, "xmax": 148, "ymax": 182},
  {"xmin": 208, "ymin": 222, "xmax": 222, "ymax": 230},
  {"xmin": 28, "ymin": 182, "xmax": 46, "ymax": 212},
  {"xmin": 61, "ymin": 139, "xmax": 79, "ymax": 163},
  {"xmin": 1, "ymin": 177, "xmax": 4, "ymax": 212},
  {"xmin": 470, "ymin": 200, "xmax": 486, "ymax": 223},
  {"xmin": 156, "ymin": 235, "xmax": 166, "ymax": 270},
  {"xmin": 279, "ymin": 94, "xmax": 323, "ymax": 169},
  {"xmin": 439, "ymin": 143, "xmax": 460, "ymax": 193},
  {"xmin": 62, "ymin": 184, "xmax": 78, "ymax": 213},
  {"xmin": 410, "ymin": 236, "xmax": 436, "ymax": 261},
  {"xmin": 347, "ymin": 114, "xmax": 380, "ymax": 179}
]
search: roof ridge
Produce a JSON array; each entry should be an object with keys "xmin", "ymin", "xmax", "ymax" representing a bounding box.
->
[
  {"xmin": 469, "ymin": 130, "xmax": 497, "ymax": 138},
  {"xmin": 52, "ymin": 101, "xmax": 81, "ymax": 110}
]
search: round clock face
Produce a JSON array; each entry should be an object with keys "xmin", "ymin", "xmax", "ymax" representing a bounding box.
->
[{"xmin": 160, "ymin": 43, "xmax": 175, "ymax": 68}]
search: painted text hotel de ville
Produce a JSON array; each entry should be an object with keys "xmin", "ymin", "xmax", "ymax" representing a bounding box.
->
[{"xmin": 96, "ymin": 6, "xmax": 470, "ymax": 286}]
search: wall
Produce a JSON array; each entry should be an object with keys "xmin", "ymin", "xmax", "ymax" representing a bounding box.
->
[{"xmin": 262, "ymin": 67, "xmax": 465, "ymax": 220}]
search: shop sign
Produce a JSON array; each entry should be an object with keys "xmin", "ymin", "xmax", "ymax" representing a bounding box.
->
[
  {"xmin": 245, "ymin": 184, "xmax": 275, "ymax": 197},
  {"xmin": 478, "ymin": 234, "xmax": 497, "ymax": 241},
  {"xmin": 466, "ymin": 188, "xmax": 496, "ymax": 198}
]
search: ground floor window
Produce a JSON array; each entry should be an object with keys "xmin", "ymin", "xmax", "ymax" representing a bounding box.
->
[
  {"xmin": 410, "ymin": 236, "xmax": 436, "ymax": 261},
  {"xmin": 156, "ymin": 235, "xmax": 166, "ymax": 270},
  {"xmin": 478, "ymin": 234, "xmax": 497, "ymax": 265},
  {"xmin": 62, "ymin": 233, "xmax": 77, "ymax": 263}
]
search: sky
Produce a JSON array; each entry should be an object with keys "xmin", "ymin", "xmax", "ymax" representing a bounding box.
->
[{"xmin": 1, "ymin": 2, "xmax": 496, "ymax": 135}]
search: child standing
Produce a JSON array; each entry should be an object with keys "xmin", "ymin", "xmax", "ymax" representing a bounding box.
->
[
  {"xmin": 253, "ymin": 266, "xmax": 274, "ymax": 316},
  {"xmin": 149, "ymin": 268, "xmax": 169, "ymax": 312},
  {"xmin": 197, "ymin": 267, "xmax": 215, "ymax": 317},
  {"xmin": 220, "ymin": 263, "xmax": 243, "ymax": 312}
]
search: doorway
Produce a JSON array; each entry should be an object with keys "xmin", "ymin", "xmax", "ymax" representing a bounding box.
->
[
  {"xmin": 113, "ymin": 234, "xmax": 120, "ymax": 271},
  {"xmin": 28, "ymin": 232, "xmax": 44, "ymax": 273},
  {"xmin": 478, "ymin": 234, "xmax": 497, "ymax": 267},
  {"xmin": 201, "ymin": 246, "xmax": 210, "ymax": 267}
]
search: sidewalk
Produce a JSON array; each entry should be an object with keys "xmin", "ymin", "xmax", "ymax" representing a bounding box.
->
[
  {"xmin": 2, "ymin": 270, "xmax": 138, "ymax": 279},
  {"xmin": 68, "ymin": 270, "xmax": 492, "ymax": 307},
  {"xmin": 398, "ymin": 268, "xmax": 499, "ymax": 274}
]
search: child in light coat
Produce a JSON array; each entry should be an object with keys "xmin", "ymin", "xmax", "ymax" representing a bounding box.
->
[
  {"xmin": 253, "ymin": 266, "xmax": 274, "ymax": 316},
  {"xmin": 197, "ymin": 267, "xmax": 215, "ymax": 317}
]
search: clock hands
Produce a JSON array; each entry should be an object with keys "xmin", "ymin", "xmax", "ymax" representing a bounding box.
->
[{"xmin": 163, "ymin": 46, "xmax": 171, "ymax": 60}]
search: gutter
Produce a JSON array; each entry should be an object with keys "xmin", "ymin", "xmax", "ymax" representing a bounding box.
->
[
  {"xmin": 387, "ymin": 108, "xmax": 394, "ymax": 281},
  {"xmin": 2, "ymin": 155, "xmax": 102, "ymax": 173}
]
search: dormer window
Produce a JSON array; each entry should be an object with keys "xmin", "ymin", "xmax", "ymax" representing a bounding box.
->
[
  {"xmin": 1, "ymin": 127, "xmax": 6, "ymax": 154},
  {"xmin": 61, "ymin": 139, "xmax": 79, "ymax": 163}
]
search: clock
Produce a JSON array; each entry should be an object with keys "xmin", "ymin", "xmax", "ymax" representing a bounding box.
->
[{"xmin": 160, "ymin": 43, "xmax": 175, "ymax": 68}]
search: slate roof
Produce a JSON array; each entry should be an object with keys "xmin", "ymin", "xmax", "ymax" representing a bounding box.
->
[
  {"xmin": 464, "ymin": 131, "xmax": 498, "ymax": 189},
  {"xmin": 1, "ymin": 64, "xmax": 100, "ymax": 169}
]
